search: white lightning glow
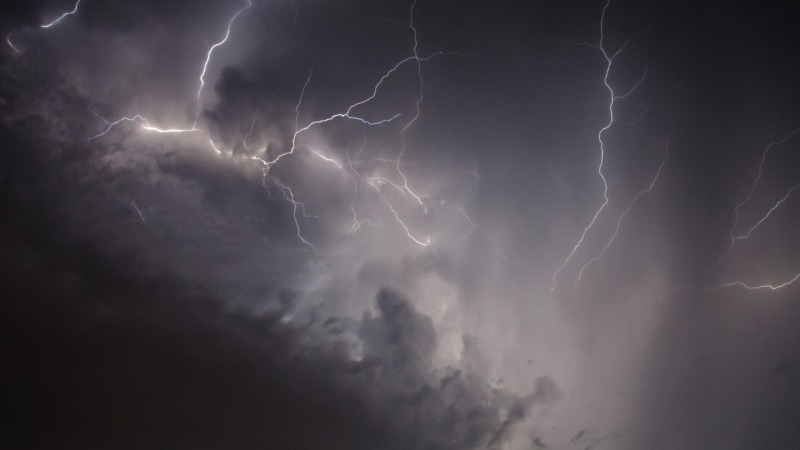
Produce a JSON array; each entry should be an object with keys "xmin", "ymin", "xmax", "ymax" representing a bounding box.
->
[
  {"xmin": 551, "ymin": 0, "xmax": 650, "ymax": 290},
  {"xmin": 733, "ymin": 183, "xmax": 800, "ymax": 242},
  {"xmin": 84, "ymin": 1, "xmax": 255, "ymax": 150},
  {"xmin": 312, "ymin": 150, "xmax": 344, "ymax": 168},
  {"xmin": 131, "ymin": 201, "xmax": 146, "ymax": 223},
  {"xmin": 81, "ymin": 0, "xmax": 465, "ymax": 249},
  {"xmin": 459, "ymin": 208, "xmax": 509, "ymax": 261},
  {"xmin": 41, "ymin": 0, "xmax": 81, "ymax": 28},
  {"xmin": 714, "ymin": 273, "xmax": 800, "ymax": 291},
  {"xmin": 249, "ymin": 28, "xmax": 463, "ymax": 247},
  {"xmin": 384, "ymin": 197, "xmax": 430, "ymax": 246},
  {"xmin": 574, "ymin": 137, "xmax": 669, "ymax": 285},
  {"xmin": 396, "ymin": 0, "xmax": 426, "ymax": 209},
  {"xmin": 721, "ymin": 125, "xmax": 800, "ymax": 258},
  {"xmin": 655, "ymin": 269, "xmax": 800, "ymax": 301},
  {"xmin": 6, "ymin": 35, "xmax": 20, "ymax": 53},
  {"xmin": 86, "ymin": 114, "xmax": 200, "ymax": 141},
  {"xmin": 270, "ymin": 176, "xmax": 318, "ymax": 249},
  {"xmin": 195, "ymin": 0, "xmax": 253, "ymax": 125}
]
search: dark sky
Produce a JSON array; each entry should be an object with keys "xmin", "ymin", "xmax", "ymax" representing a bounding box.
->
[{"xmin": 2, "ymin": 0, "xmax": 800, "ymax": 449}]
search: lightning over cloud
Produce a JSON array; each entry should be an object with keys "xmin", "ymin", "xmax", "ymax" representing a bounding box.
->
[{"xmin": 77, "ymin": 0, "xmax": 466, "ymax": 250}]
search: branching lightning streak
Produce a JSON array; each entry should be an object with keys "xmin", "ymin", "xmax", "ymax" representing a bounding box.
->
[
  {"xmin": 131, "ymin": 201, "xmax": 147, "ymax": 223},
  {"xmin": 242, "ymin": 91, "xmax": 281, "ymax": 153},
  {"xmin": 269, "ymin": 176, "xmax": 317, "ymax": 249},
  {"xmin": 343, "ymin": 138, "xmax": 428, "ymax": 245},
  {"xmin": 250, "ymin": 71, "xmax": 403, "ymax": 247},
  {"xmin": 346, "ymin": 141, "xmax": 382, "ymax": 233},
  {"xmin": 733, "ymin": 183, "xmax": 800, "ymax": 242},
  {"xmin": 654, "ymin": 270, "xmax": 800, "ymax": 301},
  {"xmin": 574, "ymin": 137, "xmax": 670, "ymax": 285},
  {"xmin": 86, "ymin": 2, "xmax": 253, "ymax": 151},
  {"xmin": 79, "ymin": 0, "xmax": 455, "ymax": 249},
  {"xmin": 86, "ymin": 115, "xmax": 149, "ymax": 141},
  {"xmin": 88, "ymin": 105, "xmax": 110, "ymax": 125},
  {"xmin": 383, "ymin": 197, "xmax": 430, "ymax": 246},
  {"xmin": 644, "ymin": 122, "xmax": 800, "ymax": 300},
  {"xmin": 86, "ymin": 114, "xmax": 202, "ymax": 141},
  {"xmin": 250, "ymin": 40, "xmax": 458, "ymax": 246},
  {"xmin": 459, "ymin": 208, "xmax": 509, "ymax": 261},
  {"xmin": 713, "ymin": 273, "xmax": 800, "ymax": 291},
  {"xmin": 41, "ymin": 0, "xmax": 81, "ymax": 28},
  {"xmin": 349, "ymin": 8, "xmax": 464, "ymax": 212},
  {"xmin": 258, "ymin": 70, "xmax": 405, "ymax": 172},
  {"xmin": 720, "ymin": 125, "xmax": 800, "ymax": 258},
  {"xmin": 551, "ymin": 0, "xmax": 649, "ymax": 290},
  {"xmin": 195, "ymin": 0, "xmax": 253, "ymax": 128},
  {"xmin": 312, "ymin": 150, "xmax": 344, "ymax": 168},
  {"xmin": 396, "ymin": 0, "xmax": 426, "ymax": 209}
]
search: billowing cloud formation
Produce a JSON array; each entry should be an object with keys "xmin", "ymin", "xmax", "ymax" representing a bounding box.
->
[{"xmin": 2, "ymin": 238, "xmax": 557, "ymax": 449}]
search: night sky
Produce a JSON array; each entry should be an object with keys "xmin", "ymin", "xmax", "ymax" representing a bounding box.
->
[{"xmin": 2, "ymin": 0, "xmax": 800, "ymax": 448}]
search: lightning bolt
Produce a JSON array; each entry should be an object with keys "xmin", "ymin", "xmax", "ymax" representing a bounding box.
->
[
  {"xmin": 396, "ymin": 0, "xmax": 427, "ymax": 209},
  {"xmin": 195, "ymin": 0, "xmax": 253, "ymax": 128},
  {"xmin": 346, "ymin": 141, "xmax": 382, "ymax": 233},
  {"xmin": 733, "ymin": 184, "xmax": 800, "ymax": 243},
  {"xmin": 720, "ymin": 125, "xmax": 800, "ymax": 259},
  {"xmin": 131, "ymin": 200, "xmax": 147, "ymax": 223},
  {"xmin": 249, "ymin": 16, "xmax": 465, "ymax": 248},
  {"xmin": 6, "ymin": 35, "xmax": 20, "ymax": 53},
  {"xmin": 459, "ymin": 208, "xmax": 509, "ymax": 261},
  {"xmin": 551, "ymin": 0, "xmax": 649, "ymax": 290},
  {"xmin": 73, "ymin": 0, "xmax": 464, "ymax": 249},
  {"xmin": 249, "ymin": 71, "xmax": 404, "ymax": 247},
  {"xmin": 269, "ymin": 176, "xmax": 318, "ymax": 250},
  {"xmin": 383, "ymin": 197, "xmax": 430, "ymax": 246},
  {"xmin": 86, "ymin": 1, "xmax": 254, "ymax": 148},
  {"xmin": 41, "ymin": 0, "xmax": 81, "ymax": 28},
  {"xmin": 654, "ymin": 270, "xmax": 800, "ymax": 301},
  {"xmin": 574, "ymin": 136, "xmax": 670, "ymax": 285},
  {"xmin": 651, "ymin": 130, "xmax": 800, "ymax": 299},
  {"xmin": 86, "ymin": 114, "xmax": 202, "ymax": 141}
]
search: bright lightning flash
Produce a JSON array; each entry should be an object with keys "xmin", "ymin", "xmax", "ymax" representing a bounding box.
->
[
  {"xmin": 551, "ymin": 0, "xmax": 649, "ymax": 290},
  {"xmin": 720, "ymin": 125, "xmax": 800, "ymax": 259},
  {"xmin": 41, "ymin": 0, "xmax": 81, "ymax": 28},
  {"xmin": 78, "ymin": 0, "xmax": 481, "ymax": 251},
  {"xmin": 574, "ymin": 136, "xmax": 669, "ymax": 286}
]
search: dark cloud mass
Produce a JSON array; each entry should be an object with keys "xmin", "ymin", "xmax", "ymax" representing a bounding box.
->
[{"xmin": 2, "ymin": 0, "xmax": 800, "ymax": 448}]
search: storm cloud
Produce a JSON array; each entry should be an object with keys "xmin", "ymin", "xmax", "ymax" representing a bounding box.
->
[{"xmin": 2, "ymin": 0, "xmax": 800, "ymax": 449}]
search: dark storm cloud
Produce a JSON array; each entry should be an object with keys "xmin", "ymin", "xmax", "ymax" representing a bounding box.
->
[
  {"xmin": 0, "ymin": 45, "xmax": 306, "ymax": 303},
  {"xmin": 4, "ymin": 0, "xmax": 800, "ymax": 448},
  {"xmin": 1, "ymin": 14, "xmax": 559, "ymax": 446},
  {"xmin": 1, "ymin": 225, "xmax": 556, "ymax": 448}
]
